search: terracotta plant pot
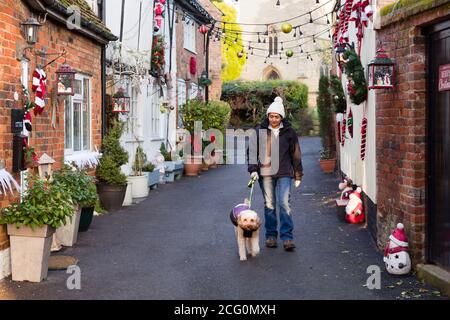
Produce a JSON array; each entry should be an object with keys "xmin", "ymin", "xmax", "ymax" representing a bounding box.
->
[
  {"xmin": 184, "ymin": 156, "xmax": 202, "ymax": 176},
  {"xmin": 319, "ymin": 159, "xmax": 336, "ymax": 173}
]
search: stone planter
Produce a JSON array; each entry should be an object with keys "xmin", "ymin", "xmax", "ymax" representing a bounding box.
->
[
  {"xmin": 122, "ymin": 181, "xmax": 133, "ymax": 206},
  {"xmin": 146, "ymin": 169, "xmax": 160, "ymax": 189},
  {"xmin": 319, "ymin": 159, "xmax": 336, "ymax": 173},
  {"xmin": 55, "ymin": 205, "xmax": 82, "ymax": 247},
  {"xmin": 127, "ymin": 175, "xmax": 149, "ymax": 199},
  {"xmin": 7, "ymin": 224, "xmax": 55, "ymax": 282},
  {"xmin": 164, "ymin": 161, "xmax": 176, "ymax": 172}
]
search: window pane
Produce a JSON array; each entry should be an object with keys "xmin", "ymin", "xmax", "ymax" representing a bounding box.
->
[
  {"xmin": 83, "ymin": 79, "xmax": 90, "ymax": 150},
  {"xmin": 65, "ymin": 100, "xmax": 72, "ymax": 150},
  {"xmin": 73, "ymin": 102, "xmax": 82, "ymax": 151},
  {"xmin": 74, "ymin": 80, "xmax": 82, "ymax": 95}
]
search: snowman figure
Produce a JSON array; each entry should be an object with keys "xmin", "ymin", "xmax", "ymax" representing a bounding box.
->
[
  {"xmin": 345, "ymin": 187, "xmax": 365, "ymax": 224},
  {"xmin": 383, "ymin": 223, "xmax": 411, "ymax": 275}
]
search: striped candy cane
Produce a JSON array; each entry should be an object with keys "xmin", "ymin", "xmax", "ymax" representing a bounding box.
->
[
  {"xmin": 341, "ymin": 118, "xmax": 346, "ymax": 146},
  {"xmin": 360, "ymin": 117, "xmax": 367, "ymax": 160}
]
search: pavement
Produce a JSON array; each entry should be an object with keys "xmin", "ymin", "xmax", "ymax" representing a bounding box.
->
[{"xmin": 0, "ymin": 136, "xmax": 446, "ymax": 300}]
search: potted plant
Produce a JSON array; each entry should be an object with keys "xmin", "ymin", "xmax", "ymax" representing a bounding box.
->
[
  {"xmin": 319, "ymin": 149, "xmax": 336, "ymax": 173},
  {"xmin": 0, "ymin": 175, "xmax": 74, "ymax": 282},
  {"xmin": 142, "ymin": 162, "xmax": 159, "ymax": 189},
  {"xmin": 180, "ymin": 99, "xmax": 206, "ymax": 176},
  {"xmin": 96, "ymin": 121, "xmax": 129, "ymax": 212},
  {"xmin": 78, "ymin": 171, "xmax": 99, "ymax": 232},
  {"xmin": 52, "ymin": 166, "xmax": 90, "ymax": 246},
  {"xmin": 128, "ymin": 145, "xmax": 149, "ymax": 199}
]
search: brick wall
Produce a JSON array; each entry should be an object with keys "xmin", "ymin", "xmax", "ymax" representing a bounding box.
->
[
  {"xmin": 376, "ymin": 3, "xmax": 450, "ymax": 265},
  {"xmin": 0, "ymin": 0, "xmax": 103, "ymax": 251}
]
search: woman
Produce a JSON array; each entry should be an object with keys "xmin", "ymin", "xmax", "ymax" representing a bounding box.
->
[{"xmin": 247, "ymin": 97, "xmax": 303, "ymax": 251}]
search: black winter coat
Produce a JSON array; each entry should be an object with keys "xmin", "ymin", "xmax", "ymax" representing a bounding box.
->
[{"xmin": 247, "ymin": 117, "xmax": 303, "ymax": 180}]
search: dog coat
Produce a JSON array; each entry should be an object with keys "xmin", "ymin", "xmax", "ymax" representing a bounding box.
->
[{"xmin": 230, "ymin": 203, "xmax": 254, "ymax": 238}]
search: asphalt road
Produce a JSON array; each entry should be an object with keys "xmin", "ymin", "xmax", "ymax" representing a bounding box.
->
[{"xmin": 0, "ymin": 137, "xmax": 444, "ymax": 300}]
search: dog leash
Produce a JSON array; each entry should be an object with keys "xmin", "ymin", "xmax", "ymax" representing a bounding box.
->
[{"xmin": 247, "ymin": 175, "xmax": 258, "ymax": 209}]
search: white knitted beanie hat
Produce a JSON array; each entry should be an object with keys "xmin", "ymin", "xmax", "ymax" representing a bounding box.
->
[{"xmin": 266, "ymin": 96, "xmax": 285, "ymax": 118}]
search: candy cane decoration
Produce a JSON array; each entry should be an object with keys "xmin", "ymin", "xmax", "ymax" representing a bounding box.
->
[
  {"xmin": 347, "ymin": 108, "xmax": 353, "ymax": 138},
  {"xmin": 341, "ymin": 118, "xmax": 346, "ymax": 146},
  {"xmin": 360, "ymin": 117, "xmax": 367, "ymax": 160},
  {"xmin": 32, "ymin": 68, "xmax": 47, "ymax": 115}
]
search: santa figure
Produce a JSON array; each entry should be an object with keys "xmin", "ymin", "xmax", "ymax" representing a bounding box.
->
[
  {"xmin": 345, "ymin": 187, "xmax": 365, "ymax": 224},
  {"xmin": 383, "ymin": 223, "xmax": 411, "ymax": 275}
]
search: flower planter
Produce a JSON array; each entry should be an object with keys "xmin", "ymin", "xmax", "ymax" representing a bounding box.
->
[
  {"xmin": 55, "ymin": 205, "xmax": 82, "ymax": 247},
  {"xmin": 164, "ymin": 161, "xmax": 176, "ymax": 172},
  {"xmin": 97, "ymin": 183, "xmax": 127, "ymax": 212},
  {"xmin": 146, "ymin": 169, "xmax": 160, "ymax": 189},
  {"xmin": 122, "ymin": 181, "xmax": 133, "ymax": 206},
  {"xmin": 127, "ymin": 175, "xmax": 149, "ymax": 199},
  {"xmin": 184, "ymin": 156, "xmax": 202, "ymax": 176},
  {"xmin": 319, "ymin": 159, "xmax": 336, "ymax": 173},
  {"xmin": 174, "ymin": 160, "xmax": 184, "ymax": 171},
  {"xmin": 7, "ymin": 224, "xmax": 55, "ymax": 282},
  {"xmin": 78, "ymin": 207, "xmax": 94, "ymax": 232}
]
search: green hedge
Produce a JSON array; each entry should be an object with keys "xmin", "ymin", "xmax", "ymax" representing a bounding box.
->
[{"xmin": 221, "ymin": 80, "xmax": 310, "ymax": 134}]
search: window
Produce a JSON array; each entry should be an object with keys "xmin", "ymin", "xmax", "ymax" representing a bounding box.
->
[
  {"xmin": 268, "ymin": 26, "xmax": 278, "ymax": 56},
  {"xmin": 65, "ymin": 74, "xmax": 91, "ymax": 154},
  {"xmin": 85, "ymin": 0, "xmax": 98, "ymax": 16},
  {"xmin": 189, "ymin": 83, "xmax": 199, "ymax": 100},
  {"xmin": 177, "ymin": 79, "xmax": 186, "ymax": 128},
  {"xmin": 151, "ymin": 84, "xmax": 161, "ymax": 138},
  {"xmin": 184, "ymin": 17, "xmax": 196, "ymax": 53}
]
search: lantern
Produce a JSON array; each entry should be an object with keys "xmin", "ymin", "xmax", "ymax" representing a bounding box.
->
[
  {"xmin": 286, "ymin": 49, "xmax": 294, "ymax": 58},
  {"xmin": 368, "ymin": 46, "xmax": 395, "ymax": 90},
  {"xmin": 56, "ymin": 63, "xmax": 76, "ymax": 96},
  {"xmin": 20, "ymin": 17, "xmax": 41, "ymax": 45},
  {"xmin": 198, "ymin": 25, "xmax": 208, "ymax": 34},
  {"xmin": 112, "ymin": 88, "xmax": 131, "ymax": 113},
  {"xmin": 281, "ymin": 23, "xmax": 293, "ymax": 34}
]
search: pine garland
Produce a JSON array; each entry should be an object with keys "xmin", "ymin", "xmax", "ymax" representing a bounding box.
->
[
  {"xmin": 329, "ymin": 75, "xmax": 346, "ymax": 113},
  {"xmin": 151, "ymin": 36, "xmax": 165, "ymax": 77},
  {"xmin": 343, "ymin": 46, "xmax": 367, "ymax": 105}
]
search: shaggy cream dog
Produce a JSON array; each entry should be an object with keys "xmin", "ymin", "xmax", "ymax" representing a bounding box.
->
[{"xmin": 231, "ymin": 204, "xmax": 262, "ymax": 261}]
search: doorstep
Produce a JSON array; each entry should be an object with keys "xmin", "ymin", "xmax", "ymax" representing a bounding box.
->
[{"xmin": 417, "ymin": 264, "xmax": 450, "ymax": 298}]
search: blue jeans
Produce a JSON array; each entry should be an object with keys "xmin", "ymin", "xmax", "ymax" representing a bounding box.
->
[{"xmin": 259, "ymin": 176, "xmax": 294, "ymax": 241}]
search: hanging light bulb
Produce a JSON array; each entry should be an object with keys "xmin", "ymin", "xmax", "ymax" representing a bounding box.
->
[
  {"xmin": 313, "ymin": 35, "xmax": 316, "ymax": 43},
  {"xmin": 293, "ymin": 27, "xmax": 297, "ymax": 38},
  {"xmin": 326, "ymin": 15, "xmax": 330, "ymax": 25},
  {"xmin": 276, "ymin": 0, "xmax": 280, "ymax": 6},
  {"xmin": 286, "ymin": 59, "xmax": 289, "ymax": 65},
  {"xmin": 316, "ymin": 0, "xmax": 320, "ymax": 3},
  {"xmin": 182, "ymin": 13, "xmax": 186, "ymax": 22},
  {"xmin": 263, "ymin": 36, "xmax": 266, "ymax": 44},
  {"xmin": 299, "ymin": 28, "xmax": 303, "ymax": 36},
  {"xmin": 300, "ymin": 46, "xmax": 304, "ymax": 53},
  {"xmin": 264, "ymin": 58, "xmax": 267, "ymax": 64},
  {"xmin": 280, "ymin": 42, "xmax": 284, "ymax": 51},
  {"xmin": 258, "ymin": 33, "xmax": 261, "ymax": 43},
  {"xmin": 309, "ymin": 12, "xmax": 313, "ymax": 23}
]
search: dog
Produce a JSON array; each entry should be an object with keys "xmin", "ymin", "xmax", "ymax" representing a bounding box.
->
[{"xmin": 230, "ymin": 202, "xmax": 262, "ymax": 261}]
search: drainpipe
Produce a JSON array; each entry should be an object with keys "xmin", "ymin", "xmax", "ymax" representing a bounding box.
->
[
  {"xmin": 101, "ymin": 0, "xmax": 107, "ymax": 138},
  {"xmin": 205, "ymin": 28, "xmax": 211, "ymax": 103}
]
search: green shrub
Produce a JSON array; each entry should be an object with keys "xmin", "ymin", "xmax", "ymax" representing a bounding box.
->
[
  {"xmin": 0, "ymin": 175, "xmax": 75, "ymax": 229},
  {"xmin": 221, "ymin": 80, "xmax": 308, "ymax": 129},
  {"xmin": 142, "ymin": 162, "xmax": 155, "ymax": 172},
  {"xmin": 317, "ymin": 75, "xmax": 333, "ymax": 153},
  {"xmin": 53, "ymin": 165, "xmax": 98, "ymax": 208},
  {"xmin": 96, "ymin": 121, "xmax": 128, "ymax": 186},
  {"xmin": 132, "ymin": 145, "xmax": 147, "ymax": 176},
  {"xmin": 159, "ymin": 143, "xmax": 172, "ymax": 161}
]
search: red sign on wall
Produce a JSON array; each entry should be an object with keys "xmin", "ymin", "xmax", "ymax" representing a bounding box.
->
[{"xmin": 439, "ymin": 64, "xmax": 450, "ymax": 92}]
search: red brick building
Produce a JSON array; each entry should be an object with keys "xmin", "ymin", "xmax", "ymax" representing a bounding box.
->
[
  {"xmin": 0, "ymin": 0, "xmax": 116, "ymax": 278},
  {"xmin": 376, "ymin": 0, "xmax": 450, "ymax": 287}
]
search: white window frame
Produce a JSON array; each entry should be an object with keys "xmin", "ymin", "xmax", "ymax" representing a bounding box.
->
[
  {"xmin": 151, "ymin": 84, "xmax": 162, "ymax": 139},
  {"xmin": 177, "ymin": 79, "xmax": 186, "ymax": 128},
  {"xmin": 64, "ymin": 74, "xmax": 92, "ymax": 156},
  {"xmin": 189, "ymin": 82, "xmax": 199, "ymax": 100},
  {"xmin": 183, "ymin": 16, "xmax": 196, "ymax": 53}
]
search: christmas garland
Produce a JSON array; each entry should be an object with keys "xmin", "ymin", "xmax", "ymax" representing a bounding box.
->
[
  {"xmin": 151, "ymin": 35, "xmax": 165, "ymax": 77},
  {"xmin": 343, "ymin": 46, "xmax": 367, "ymax": 105},
  {"xmin": 329, "ymin": 75, "xmax": 346, "ymax": 113}
]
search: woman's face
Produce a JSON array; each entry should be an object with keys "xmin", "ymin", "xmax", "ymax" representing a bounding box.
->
[{"xmin": 268, "ymin": 113, "xmax": 282, "ymax": 128}]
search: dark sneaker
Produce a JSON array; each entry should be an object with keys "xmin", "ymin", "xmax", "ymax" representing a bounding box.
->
[
  {"xmin": 265, "ymin": 238, "xmax": 277, "ymax": 248},
  {"xmin": 283, "ymin": 240, "xmax": 296, "ymax": 251}
]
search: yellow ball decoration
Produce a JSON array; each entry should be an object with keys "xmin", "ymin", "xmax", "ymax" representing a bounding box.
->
[{"xmin": 281, "ymin": 23, "xmax": 293, "ymax": 34}]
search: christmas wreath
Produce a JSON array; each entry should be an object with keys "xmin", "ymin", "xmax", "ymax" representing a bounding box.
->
[
  {"xmin": 151, "ymin": 36, "xmax": 165, "ymax": 77},
  {"xmin": 343, "ymin": 46, "xmax": 367, "ymax": 105}
]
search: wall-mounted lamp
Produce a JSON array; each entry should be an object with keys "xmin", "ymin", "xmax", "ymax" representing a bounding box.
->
[{"xmin": 20, "ymin": 17, "xmax": 41, "ymax": 45}]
